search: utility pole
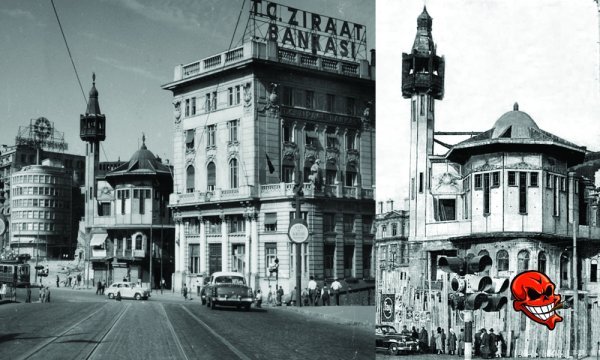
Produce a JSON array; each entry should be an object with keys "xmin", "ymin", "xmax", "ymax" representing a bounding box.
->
[
  {"xmin": 150, "ymin": 208, "xmax": 153, "ymax": 293},
  {"xmin": 288, "ymin": 153, "xmax": 308, "ymax": 307},
  {"xmin": 573, "ymin": 220, "xmax": 579, "ymax": 360},
  {"xmin": 596, "ymin": 0, "xmax": 600, "ymax": 93}
]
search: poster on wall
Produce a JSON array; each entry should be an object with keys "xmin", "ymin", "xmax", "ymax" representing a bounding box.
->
[{"xmin": 381, "ymin": 293, "xmax": 395, "ymax": 323}]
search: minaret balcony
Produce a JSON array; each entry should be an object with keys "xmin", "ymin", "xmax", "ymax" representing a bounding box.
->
[{"xmin": 401, "ymin": 72, "xmax": 444, "ymax": 99}]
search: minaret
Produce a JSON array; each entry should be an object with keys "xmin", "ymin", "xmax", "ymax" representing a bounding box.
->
[
  {"xmin": 80, "ymin": 73, "xmax": 106, "ymax": 228},
  {"xmin": 402, "ymin": 8, "xmax": 445, "ymax": 238}
]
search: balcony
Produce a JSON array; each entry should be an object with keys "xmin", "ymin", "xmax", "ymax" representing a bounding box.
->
[
  {"xmin": 401, "ymin": 72, "xmax": 444, "ymax": 99},
  {"xmin": 169, "ymin": 182, "xmax": 374, "ymax": 207},
  {"xmin": 168, "ymin": 40, "xmax": 373, "ymax": 85}
]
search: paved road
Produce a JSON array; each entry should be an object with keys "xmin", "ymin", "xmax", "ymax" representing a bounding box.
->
[{"xmin": 0, "ymin": 288, "xmax": 373, "ymax": 360}]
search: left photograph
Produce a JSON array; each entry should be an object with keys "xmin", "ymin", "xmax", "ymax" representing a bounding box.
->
[{"xmin": 0, "ymin": 1, "xmax": 376, "ymax": 359}]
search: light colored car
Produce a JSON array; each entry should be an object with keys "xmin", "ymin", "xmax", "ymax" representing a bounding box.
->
[{"xmin": 106, "ymin": 282, "xmax": 150, "ymax": 300}]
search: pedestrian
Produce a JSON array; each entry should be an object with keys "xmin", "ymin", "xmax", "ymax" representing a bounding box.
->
[
  {"xmin": 480, "ymin": 328, "xmax": 490, "ymax": 359},
  {"xmin": 41, "ymin": 287, "xmax": 47, "ymax": 303},
  {"xmin": 67, "ymin": 275, "xmax": 72, "ymax": 287},
  {"xmin": 182, "ymin": 284, "xmax": 188, "ymax": 300},
  {"xmin": 489, "ymin": 328, "xmax": 498, "ymax": 358},
  {"xmin": 161, "ymin": 278, "xmax": 165, "ymax": 294},
  {"xmin": 474, "ymin": 328, "xmax": 482, "ymax": 357},
  {"xmin": 288, "ymin": 286, "xmax": 297, "ymax": 306},
  {"xmin": 458, "ymin": 328, "xmax": 465, "ymax": 356},
  {"xmin": 307, "ymin": 276, "xmax": 317, "ymax": 306},
  {"xmin": 56, "ymin": 275, "xmax": 60, "ymax": 288},
  {"xmin": 38, "ymin": 287, "xmax": 43, "ymax": 302},
  {"xmin": 116, "ymin": 291, "xmax": 122, "ymax": 301},
  {"xmin": 400, "ymin": 325, "xmax": 411, "ymax": 336},
  {"xmin": 46, "ymin": 286, "xmax": 51, "ymax": 302},
  {"xmin": 26, "ymin": 284, "xmax": 31, "ymax": 303},
  {"xmin": 330, "ymin": 278, "xmax": 342, "ymax": 306},
  {"xmin": 321, "ymin": 284, "xmax": 330, "ymax": 306},
  {"xmin": 77, "ymin": 273, "xmax": 82, "ymax": 288},
  {"xmin": 435, "ymin": 327, "xmax": 443, "ymax": 354},
  {"xmin": 418, "ymin": 326, "xmax": 429, "ymax": 353},
  {"xmin": 276, "ymin": 285, "xmax": 284, "ymax": 306},
  {"xmin": 267, "ymin": 285, "xmax": 273, "ymax": 305},
  {"xmin": 255, "ymin": 289, "xmax": 263, "ymax": 308},
  {"xmin": 497, "ymin": 330, "xmax": 506, "ymax": 357},
  {"xmin": 301, "ymin": 287, "xmax": 309, "ymax": 306},
  {"xmin": 448, "ymin": 328, "xmax": 457, "ymax": 355},
  {"xmin": 101, "ymin": 280, "xmax": 106, "ymax": 295},
  {"xmin": 441, "ymin": 328, "xmax": 447, "ymax": 354},
  {"xmin": 411, "ymin": 326, "xmax": 419, "ymax": 341},
  {"xmin": 313, "ymin": 285, "xmax": 321, "ymax": 306},
  {"xmin": 96, "ymin": 281, "xmax": 102, "ymax": 295}
]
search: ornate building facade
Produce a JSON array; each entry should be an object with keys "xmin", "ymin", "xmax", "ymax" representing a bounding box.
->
[
  {"xmin": 376, "ymin": 8, "xmax": 600, "ymax": 358},
  {"xmin": 163, "ymin": 4, "xmax": 376, "ymax": 293}
]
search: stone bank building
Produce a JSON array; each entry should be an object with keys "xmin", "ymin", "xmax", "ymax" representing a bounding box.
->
[
  {"xmin": 163, "ymin": 1, "xmax": 376, "ymax": 293},
  {"xmin": 376, "ymin": 8, "xmax": 600, "ymax": 358}
]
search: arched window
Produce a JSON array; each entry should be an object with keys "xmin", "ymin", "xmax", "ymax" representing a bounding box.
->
[
  {"xmin": 135, "ymin": 234, "xmax": 143, "ymax": 250},
  {"xmin": 229, "ymin": 159, "xmax": 238, "ymax": 189},
  {"xmin": 478, "ymin": 249, "xmax": 489, "ymax": 257},
  {"xmin": 517, "ymin": 250, "xmax": 530, "ymax": 272},
  {"xmin": 186, "ymin": 166, "xmax": 195, "ymax": 193},
  {"xmin": 538, "ymin": 251, "xmax": 547, "ymax": 273},
  {"xmin": 207, "ymin": 162, "xmax": 216, "ymax": 191},
  {"xmin": 496, "ymin": 250, "xmax": 509, "ymax": 271},
  {"xmin": 591, "ymin": 259, "xmax": 598, "ymax": 283}
]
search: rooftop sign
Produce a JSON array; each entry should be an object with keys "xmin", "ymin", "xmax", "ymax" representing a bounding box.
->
[{"xmin": 248, "ymin": 0, "xmax": 367, "ymax": 61}]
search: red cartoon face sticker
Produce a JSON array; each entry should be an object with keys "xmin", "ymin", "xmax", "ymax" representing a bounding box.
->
[{"xmin": 511, "ymin": 270, "xmax": 563, "ymax": 330}]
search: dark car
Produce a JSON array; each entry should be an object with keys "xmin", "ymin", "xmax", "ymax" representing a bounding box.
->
[
  {"xmin": 375, "ymin": 325, "xmax": 418, "ymax": 355},
  {"xmin": 204, "ymin": 272, "xmax": 253, "ymax": 311}
]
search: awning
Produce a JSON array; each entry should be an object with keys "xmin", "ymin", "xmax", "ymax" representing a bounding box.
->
[
  {"xmin": 185, "ymin": 129, "xmax": 195, "ymax": 144},
  {"xmin": 264, "ymin": 213, "xmax": 277, "ymax": 225},
  {"xmin": 90, "ymin": 233, "xmax": 108, "ymax": 247}
]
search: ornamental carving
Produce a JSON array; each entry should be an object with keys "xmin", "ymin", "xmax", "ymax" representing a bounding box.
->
[
  {"xmin": 243, "ymin": 82, "xmax": 252, "ymax": 108},
  {"xmin": 433, "ymin": 172, "xmax": 460, "ymax": 193},
  {"xmin": 326, "ymin": 147, "xmax": 339, "ymax": 165},
  {"xmin": 282, "ymin": 141, "xmax": 297, "ymax": 161},
  {"xmin": 261, "ymin": 83, "xmax": 279, "ymax": 114},
  {"xmin": 173, "ymin": 100, "xmax": 182, "ymax": 123},
  {"xmin": 304, "ymin": 144, "xmax": 318, "ymax": 163},
  {"xmin": 347, "ymin": 149, "xmax": 360, "ymax": 165}
]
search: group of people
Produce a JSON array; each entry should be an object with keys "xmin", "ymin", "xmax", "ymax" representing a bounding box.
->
[
  {"xmin": 303, "ymin": 277, "xmax": 343, "ymax": 306},
  {"xmin": 412, "ymin": 325, "xmax": 505, "ymax": 358},
  {"xmin": 95, "ymin": 280, "xmax": 107, "ymax": 295},
  {"xmin": 23, "ymin": 284, "xmax": 51, "ymax": 303}
]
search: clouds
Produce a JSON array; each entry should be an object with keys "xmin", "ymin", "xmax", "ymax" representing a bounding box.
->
[
  {"xmin": 0, "ymin": 8, "xmax": 35, "ymax": 21},
  {"xmin": 95, "ymin": 55, "xmax": 165, "ymax": 82}
]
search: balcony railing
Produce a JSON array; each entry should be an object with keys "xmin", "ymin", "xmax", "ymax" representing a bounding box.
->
[
  {"xmin": 170, "ymin": 182, "xmax": 374, "ymax": 206},
  {"xmin": 170, "ymin": 40, "xmax": 372, "ymax": 83}
]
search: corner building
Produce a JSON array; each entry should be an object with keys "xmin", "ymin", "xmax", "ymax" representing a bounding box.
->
[
  {"xmin": 163, "ymin": 3, "xmax": 375, "ymax": 293},
  {"xmin": 376, "ymin": 8, "xmax": 600, "ymax": 358}
]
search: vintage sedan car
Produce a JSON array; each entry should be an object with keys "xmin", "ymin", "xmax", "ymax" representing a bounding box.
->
[
  {"xmin": 204, "ymin": 272, "xmax": 253, "ymax": 311},
  {"xmin": 375, "ymin": 325, "xmax": 418, "ymax": 355},
  {"xmin": 106, "ymin": 282, "xmax": 150, "ymax": 300}
]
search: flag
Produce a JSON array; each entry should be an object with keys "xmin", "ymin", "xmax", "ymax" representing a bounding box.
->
[{"xmin": 265, "ymin": 153, "xmax": 275, "ymax": 174}]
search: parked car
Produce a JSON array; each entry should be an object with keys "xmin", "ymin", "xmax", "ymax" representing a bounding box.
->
[
  {"xmin": 204, "ymin": 272, "xmax": 253, "ymax": 311},
  {"xmin": 375, "ymin": 325, "xmax": 418, "ymax": 355},
  {"xmin": 106, "ymin": 282, "xmax": 150, "ymax": 300}
]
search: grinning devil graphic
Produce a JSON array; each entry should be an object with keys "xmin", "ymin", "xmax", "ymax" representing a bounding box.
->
[{"xmin": 511, "ymin": 270, "xmax": 563, "ymax": 330}]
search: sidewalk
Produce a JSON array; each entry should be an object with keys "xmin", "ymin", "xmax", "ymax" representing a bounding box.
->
[{"xmin": 270, "ymin": 304, "xmax": 375, "ymax": 329}]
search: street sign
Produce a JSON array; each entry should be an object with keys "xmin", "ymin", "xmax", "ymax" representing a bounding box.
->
[{"xmin": 288, "ymin": 219, "xmax": 309, "ymax": 243}]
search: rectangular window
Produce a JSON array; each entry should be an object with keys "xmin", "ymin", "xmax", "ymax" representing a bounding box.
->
[
  {"xmin": 323, "ymin": 213, "xmax": 336, "ymax": 232},
  {"xmin": 228, "ymin": 87, "xmax": 233, "ymax": 106},
  {"xmin": 282, "ymin": 86, "xmax": 292, "ymax": 106},
  {"xmin": 344, "ymin": 245, "xmax": 355, "ymax": 277},
  {"xmin": 325, "ymin": 170, "xmax": 336, "ymax": 185},
  {"xmin": 530, "ymin": 172, "xmax": 538, "ymax": 187},
  {"xmin": 492, "ymin": 171, "xmax": 500, "ymax": 187},
  {"xmin": 207, "ymin": 125, "xmax": 216, "ymax": 147},
  {"xmin": 411, "ymin": 99, "xmax": 416, "ymax": 121},
  {"xmin": 208, "ymin": 243, "xmax": 222, "ymax": 275},
  {"xmin": 264, "ymin": 213, "xmax": 277, "ymax": 232},
  {"xmin": 282, "ymin": 166, "xmax": 295, "ymax": 183},
  {"xmin": 560, "ymin": 177, "xmax": 566, "ymax": 192},
  {"xmin": 185, "ymin": 98, "xmax": 190, "ymax": 117},
  {"xmin": 228, "ymin": 120, "xmax": 238, "ymax": 142},
  {"xmin": 508, "ymin": 171, "xmax": 517, "ymax": 186},
  {"xmin": 324, "ymin": 244, "xmax": 335, "ymax": 278},
  {"xmin": 343, "ymin": 214, "xmax": 354, "ymax": 233},
  {"xmin": 228, "ymin": 215, "xmax": 245, "ymax": 234},
  {"xmin": 135, "ymin": 236, "xmax": 143, "ymax": 250},
  {"xmin": 546, "ymin": 173, "xmax": 552, "ymax": 188},
  {"xmin": 283, "ymin": 124, "xmax": 294, "ymax": 142},
  {"xmin": 418, "ymin": 172, "xmax": 424, "ymax": 193},
  {"xmin": 483, "ymin": 173, "xmax": 490, "ymax": 215},
  {"xmin": 139, "ymin": 189, "xmax": 145, "ymax": 215},
  {"xmin": 189, "ymin": 245, "xmax": 200, "ymax": 273},
  {"xmin": 346, "ymin": 97, "xmax": 355, "ymax": 115},
  {"xmin": 438, "ymin": 199, "xmax": 457, "ymax": 220},
  {"xmin": 126, "ymin": 238, "xmax": 132, "ymax": 251},
  {"xmin": 211, "ymin": 91, "xmax": 217, "ymax": 110},
  {"xmin": 474, "ymin": 174, "xmax": 482, "ymax": 189},
  {"xmin": 100, "ymin": 202, "xmax": 111, "ymax": 217},
  {"xmin": 235, "ymin": 85, "xmax": 241, "ymax": 105},
  {"xmin": 265, "ymin": 243, "xmax": 277, "ymax": 276},
  {"xmin": 345, "ymin": 171, "xmax": 357, "ymax": 187},
  {"xmin": 326, "ymin": 94, "xmax": 335, "ymax": 112},
  {"xmin": 191, "ymin": 97, "xmax": 196, "ymax": 115},
  {"xmin": 591, "ymin": 262, "xmax": 598, "ymax": 283},
  {"xmin": 205, "ymin": 93, "xmax": 211, "ymax": 112},
  {"xmin": 420, "ymin": 94, "xmax": 425, "ymax": 115},
  {"xmin": 553, "ymin": 176, "xmax": 560, "ymax": 216},
  {"xmin": 391, "ymin": 223, "xmax": 398, "ymax": 236},
  {"xmin": 346, "ymin": 132, "xmax": 356, "ymax": 150},
  {"xmin": 305, "ymin": 90, "xmax": 314, "ymax": 109},
  {"xmin": 519, "ymin": 172, "xmax": 527, "ymax": 214}
]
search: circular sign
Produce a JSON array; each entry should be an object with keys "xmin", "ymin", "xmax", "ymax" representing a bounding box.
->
[
  {"xmin": 288, "ymin": 219, "xmax": 308, "ymax": 243},
  {"xmin": 0, "ymin": 214, "xmax": 6, "ymax": 236},
  {"xmin": 382, "ymin": 296, "xmax": 394, "ymax": 321},
  {"xmin": 34, "ymin": 117, "xmax": 52, "ymax": 139}
]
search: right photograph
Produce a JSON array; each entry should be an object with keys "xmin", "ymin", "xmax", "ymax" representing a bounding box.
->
[{"xmin": 375, "ymin": 1, "xmax": 600, "ymax": 359}]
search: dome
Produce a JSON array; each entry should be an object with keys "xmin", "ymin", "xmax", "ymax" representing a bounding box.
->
[{"xmin": 491, "ymin": 103, "xmax": 539, "ymax": 139}]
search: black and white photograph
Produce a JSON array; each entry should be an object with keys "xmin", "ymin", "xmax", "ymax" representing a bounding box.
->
[
  {"xmin": 0, "ymin": 1, "xmax": 375, "ymax": 359},
  {"xmin": 376, "ymin": 0, "xmax": 600, "ymax": 359}
]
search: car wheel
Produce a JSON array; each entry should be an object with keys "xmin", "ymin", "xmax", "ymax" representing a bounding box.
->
[
  {"xmin": 201, "ymin": 299, "xmax": 206, "ymax": 305},
  {"xmin": 108, "ymin": 293, "xmax": 114, "ymax": 299},
  {"xmin": 135, "ymin": 293, "xmax": 142, "ymax": 300},
  {"xmin": 244, "ymin": 304, "xmax": 250, "ymax": 311},
  {"xmin": 388, "ymin": 343, "xmax": 399, "ymax": 356},
  {"xmin": 210, "ymin": 300, "xmax": 216, "ymax": 310}
]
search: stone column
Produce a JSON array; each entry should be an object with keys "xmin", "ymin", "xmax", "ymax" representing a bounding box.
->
[
  {"xmin": 244, "ymin": 211, "xmax": 251, "ymax": 283},
  {"xmin": 199, "ymin": 216, "xmax": 207, "ymax": 274},
  {"xmin": 221, "ymin": 214, "xmax": 228, "ymax": 271},
  {"xmin": 179, "ymin": 221, "xmax": 186, "ymax": 273}
]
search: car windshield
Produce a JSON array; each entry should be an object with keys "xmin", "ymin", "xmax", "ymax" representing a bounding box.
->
[
  {"xmin": 214, "ymin": 276, "xmax": 245, "ymax": 285},
  {"xmin": 383, "ymin": 326, "xmax": 397, "ymax": 334}
]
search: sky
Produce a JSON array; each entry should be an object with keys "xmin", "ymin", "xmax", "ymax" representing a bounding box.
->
[
  {"xmin": 0, "ymin": 0, "xmax": 375, "ymax": 160},
  {"xmin": 2, "ymin": 1, "xmax": 599, "ymax": 210},
  {"xmin": 377, "ymin": 0, "xmax": 600, "ymax": 210}
]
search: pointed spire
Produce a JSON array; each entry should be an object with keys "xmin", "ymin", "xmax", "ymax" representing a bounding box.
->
[
  {"xmin": 513, "ymin": 102, "xmax": 519, "ymax": 111},
  {"xmin": 86, "ymin": 73, "xmax": 101, "ymax": 115},
  {"xmin": 141, "ymin": 133, "xmax": 147, "ymax": 150},
  {"xmin": 417, "ymin": 6, "xmax": 433, "ymax": 30}
]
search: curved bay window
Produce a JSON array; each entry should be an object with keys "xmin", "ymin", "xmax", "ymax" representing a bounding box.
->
[
  {"xmin": 517, "ymin": 250, "xmax": 530, "ymax": 272},
  {"xmin": 229, "ymin": 159, "xmax": 238, "ymax": 189},
  {"xmin": 538, "ymin": 251, "xmax": 547, "ymax": 273},
  {"xmin": 496, "ymin": 250, "xmax": 509, "ymax": 271},
  {"xmin": 186, "ymin": 166, "xmax": 195, "ymax": 193},
  {"xmin": 207, "ymin": 162, "xmax": 216, "ymax": 191}
]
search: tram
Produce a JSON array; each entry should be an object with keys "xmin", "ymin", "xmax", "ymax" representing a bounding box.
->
[{"xmin": 0, "ymin": 259, "xmax": 31, "ymax": 287}]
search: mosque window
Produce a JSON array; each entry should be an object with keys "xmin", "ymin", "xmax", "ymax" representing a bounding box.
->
[
  {"xmin": 474, "ymin": 174, "xmax": 482, "ymax": 189},
  {"xmin": 492, "ymin": 172, "xmax": 500, "ymax": 187},
  {"xmin": 591, "ymin": 259, "xmax": 598, "ymax": 283},
  {"xmin": 508, "ymin": 171, "xmax": 516, "ymax": 186},
  {"xmin": 483, "ymin": 173, "xmax": 490, "ymax": 214},
  {"xmin": 538, "ymin": 251, "xmax": 547, "ymax": 273},
  {"xmin": 529, "ymin": 172, "xmax": 538, "ymax": 187},
  {"xmin": 496, "ymin": 250, "xmax": 509, "ymax": 271},
  {"xmin": 517, "ymin": 250, "xmax": 530, "ymax": 272},
  {"xmin": 519, "ymin": 172, "xmax": 527, "ymax": 214}
]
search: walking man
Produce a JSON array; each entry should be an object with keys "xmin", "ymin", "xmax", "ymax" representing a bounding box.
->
[
  {"xmin": 321, "ymin": 284, "xmax": 331, "ymax": 306},
  {"xmin": 307, "ymin": 276, "xmax": 317, "ymax": 306},
  {"xmin": 56, "ymin": 275, "xmax": 60, "ymax": 288},
  {"xmin": 330, "ymin": 278, "xmax": 342, "ymax": 306},
  {"xmin": 182, "ymin": 284, "xmax": 188, "ymax": 300}
]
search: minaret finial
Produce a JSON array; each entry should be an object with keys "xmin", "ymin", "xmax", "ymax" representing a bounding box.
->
[
  {"xmin": 514, "ymin": 102, "xmax": 519, "ymax": 111},
  {"xmin": 142, "ymin": 132, "xmax": 146, "ymax": 146},
  {"xmin": 92, "ymin": 72, "xmax": 96, "ymax": 85}
]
